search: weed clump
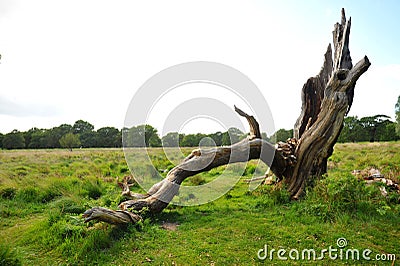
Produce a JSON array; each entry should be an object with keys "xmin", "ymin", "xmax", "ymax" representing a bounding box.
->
[
  {"xmin": 300, "ymin": 174, "xmax": 387, "ymax": 221},
  {"xmin": 15, "ymin": 187, "xmax": 40, "ymax": 202},
  {"xmin": 243, "ymin": 164, "xmax": 256, "ymax": 176},
  {"xmin": 14, "ymin": 186, "xmax": 61, "ymax": 203},
  {"xmin": 188, "ymin": 175, "xmax": 206, "ymax": 186},
  {"xmin": 40, "ymin": 187, "xmax": 62, "ymax": 203},
  {"xmin": 0, "ymin": 243, "xmax": 21, "ymax": 266},
  {"xmin": 0, "ymin": 187, "xmax": 17, "ymax": 200},
  {"xmin": 253, "ymin": 185, "xmax": 291, "ymax": 209},
  {"xmin": 82, "ymin": 178, "xmax": 103, "ymax": 200},
  {"xmin": 52, "ymin": 198, "xmax": 86, "ymax": 214}
]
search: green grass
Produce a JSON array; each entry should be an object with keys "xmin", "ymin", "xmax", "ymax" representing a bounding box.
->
[{"xmin": 0, "ymin": 144, "xmax": 399, "ymax": 265}]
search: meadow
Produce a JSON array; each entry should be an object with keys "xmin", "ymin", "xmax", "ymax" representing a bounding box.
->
[{"xmin": 0, "ymin": 142, "xmax": 399, "ymax": 265}]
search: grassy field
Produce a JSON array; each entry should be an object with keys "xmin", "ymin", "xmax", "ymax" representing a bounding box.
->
[{"xmin": 0, "ymin": 143, "xmax": 399, "ymax": 265}]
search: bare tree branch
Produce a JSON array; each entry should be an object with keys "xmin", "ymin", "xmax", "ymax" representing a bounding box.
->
[{"xmin": 83, "ymin": 8, "xmax": 370, "ymax": 224}]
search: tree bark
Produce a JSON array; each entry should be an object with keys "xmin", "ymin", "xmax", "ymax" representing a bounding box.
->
[
  {"xmin": 288, "ymin": 9, "xmax": 370, "ymax": 198},
  {"xmin": 82, "ymin": 207, "xmax": 141, "ymax": 225},
  {"xmin": 84, "ymin": 8, "xmax": 370, "ymax": 224}
]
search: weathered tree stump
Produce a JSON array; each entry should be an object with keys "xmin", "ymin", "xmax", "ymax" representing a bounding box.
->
[{"xmin": 84, "ymin": 9, "xmax": 370, "ymax": 224}]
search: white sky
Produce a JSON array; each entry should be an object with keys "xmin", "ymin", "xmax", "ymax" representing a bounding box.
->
[{"xmin": 1, "ymin": 0, "xmax": 399, "ymax": 135}]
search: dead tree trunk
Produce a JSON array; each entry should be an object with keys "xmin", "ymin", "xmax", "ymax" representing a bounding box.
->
[{"xmin": 83, "ymin": 9, "xmax": 370, "ymax": 224}]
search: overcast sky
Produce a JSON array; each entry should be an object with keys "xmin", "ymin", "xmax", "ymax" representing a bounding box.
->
[{"xmin": 1, "ymin": 0, "xmax": 399, "ymax": 135}]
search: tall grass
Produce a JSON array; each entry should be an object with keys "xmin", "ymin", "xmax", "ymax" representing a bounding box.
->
[{"xmin": 0, "ymin": 145, "xmax": 399, "ymax": 265}]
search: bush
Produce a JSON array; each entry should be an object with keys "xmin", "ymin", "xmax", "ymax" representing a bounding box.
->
[
  {"xmin": 52, "ymin": 198, "xmax": 85, "ymax": 214},
  {"xmin": 301, "ymin": 174, "xmax": 384, "ymax": 221},
  {"xmin": 14, "ymin": 186, "xmax": 61, "ymax": 203},
  {"xmin": 82, "ymin": 179, "xmax": 103, "ymax": 200},
  {"xmin": 40, "ymin": 188, "xmax": 61, "ymax": 203},
  {"xmin": 253, "ymin": 185, "xmax": 291, "ymax": 209},
  {"xmin": 311, "ymin": 174, "xmax": 372, "ymax": 211},
  {"xmin": 46, "ymin": 219, "xmax": 85, "ymax": 250},
  {"xmin": 16, "ymin": 187, "xmax": 40, "ymax": 202},
  {"xmin": 75, "ymin": 169, "xmax": 91, "ymax": 179},
  {"xmin": 0, "ymin": 187, "xmax": 17, "ymax": 199},
  {"xmin": 188, "ymin": 175, "xmax": 206, "ymax": 186},
  {"xmin": 119, "ymin": 166, "xmax": 129, "ymax": 174},
  {"xmin": 0, "ymin": 243, "xmax": 21, "ymax": 266},
  {"xmin": 244, "ymin": 164, "xmax": 256, "ymax": 176}
]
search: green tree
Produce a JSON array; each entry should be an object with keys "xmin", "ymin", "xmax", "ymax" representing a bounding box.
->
[
  {"xmin": 209, "ymin": 131, "xmax": 223, "ymax": 146},
  {"xmin": 125, "ymin": 126, "xmax": 144, "ymax": 147},
  {"xmin": 27, "ymin": 125, "xmax": 73, "ymax": 149},
  {"xmin": 338, "ymin": 116, "xmax": 364, "ymax": 142},
  {"xmin": 97, "ymin": 127, "xmax": 120, "ymax": 147},
  {"xmin": 339, "ymin": 115, "xmax": 397, "ymax": 143},
  {"xmin": 46, "ymin": 124, "xmax": 73, "ymax": 148},
  {"xmin": 2, "ymin": 130, "xmax": 25, "ymax": 149},
  {"xmin": 59, "ymin": 133, "xmax": 81, "ymax": 151},
  {"xmin": 123, "ymin": 125, "xmax": 161, "ymax": 147},
  {"xmin": 23, "ymin": 127, "xmax": 36, "ymax": 148},
  {"xmin": 145, "ymin": 125, "xmax": 161, "ymax": 147},
  {"xmin": 122, "ymin": 127, "xmax": 130, "ymax": 147},
  {"xmin": 162, "ymin": 132, "xmax": 180, "ymax": 147},
  {"xmin": 359, "ymin": 115, "xmax": 391, "ymax": 142},
  {"xmin": 221, "ymin": 127, "xmax": 246, "ymax": 145},
  {"xmin": 180, "ymin": 133, "xmax": 209, "ymax": 147},
  {"xmin": 27, "ymin": 128, "xmax": 49, "ymax": 148},
  {"xmin": 181, "ymin": 134, "xmax": 197, "ymax": 147},
  {"xmin": 115, "ymin": 130, "xmax": 122, "ymax": 148},
  {"xmin": 73, "ymin": 120, "xmax": 94, "ymax": 134},
  {"xmin": 378, "ymin": 121, "xmax": 397, "ymax": 141},
  {"xmin": 270, "ymin": 128, "xmax": 293, "ymax": 143},
  {"xmin": 0, "ymin": 133, "xmax": 3, "ymax": 149},
  {"xmin": 199, "ymin": 136, "xmax": 216, "ymax": 147},
  {"xmin": 80, "ymin": 131, "xmax": 98, "ymax": 148},
  {"xmin": 73, "ymin": 120, "xmax": 95, "ymax": 147},
  {"xmin": 396, "ymin": 95, "xmax": 400, "ymax": 137}
]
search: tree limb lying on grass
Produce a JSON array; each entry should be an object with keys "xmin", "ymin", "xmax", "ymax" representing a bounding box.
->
[{"xmin": 83, "ymin": 9, "xmax": 370, "ymax": 225}]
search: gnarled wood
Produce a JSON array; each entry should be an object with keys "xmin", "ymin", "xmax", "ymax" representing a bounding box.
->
[
  {"xmin": 83, "ymin": 8, "xmax": 370, "ymax": 225},
  {"xmin": 286, "ymin": 9, "xmax": 370, "ymax": 198},
  {"xmin": 83, "ymin": 207, "xmax": 141, "ymax": 225},
  {"xmin": 234, "ymin": 105, "xmax": 261, "ymax": 140},
  {"xmin": 116, "ymin": 107, "xmax": 287, "ymax": 214}
]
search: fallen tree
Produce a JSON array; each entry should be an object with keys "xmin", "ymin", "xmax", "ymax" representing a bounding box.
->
[{"xmin": 83, "ymin": 9, "xmax": 370, "ymax": 225}]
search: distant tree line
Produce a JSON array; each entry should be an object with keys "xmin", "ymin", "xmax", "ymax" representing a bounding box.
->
[
  {"xmin": 159, "ymin": 127, "xmax": 249, "ymax": 148},
  {"xmin": 0, "ymin": 113, "xmax": 399, "ymax": 150},
  {"xmin": 271, "ymin": 97, "xmax": 400, "ymax": 143},
  {"xmin": 0, "ymin": 120, "xmax": 257, "ymax": 150},
  {"xmin": 0, "ymin": 120, "xmax": 122, "ymax": 150},
  {"xmin": 337, "ymin": 115, "xmax": 398, "ymax": 142},
  {"xmin": 267, "ymin": 115, "xmax": 399, "ymax": 143},
  {"xmin": 122, "ymin": 126, "xmax": 255, "ymax": 147}
]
